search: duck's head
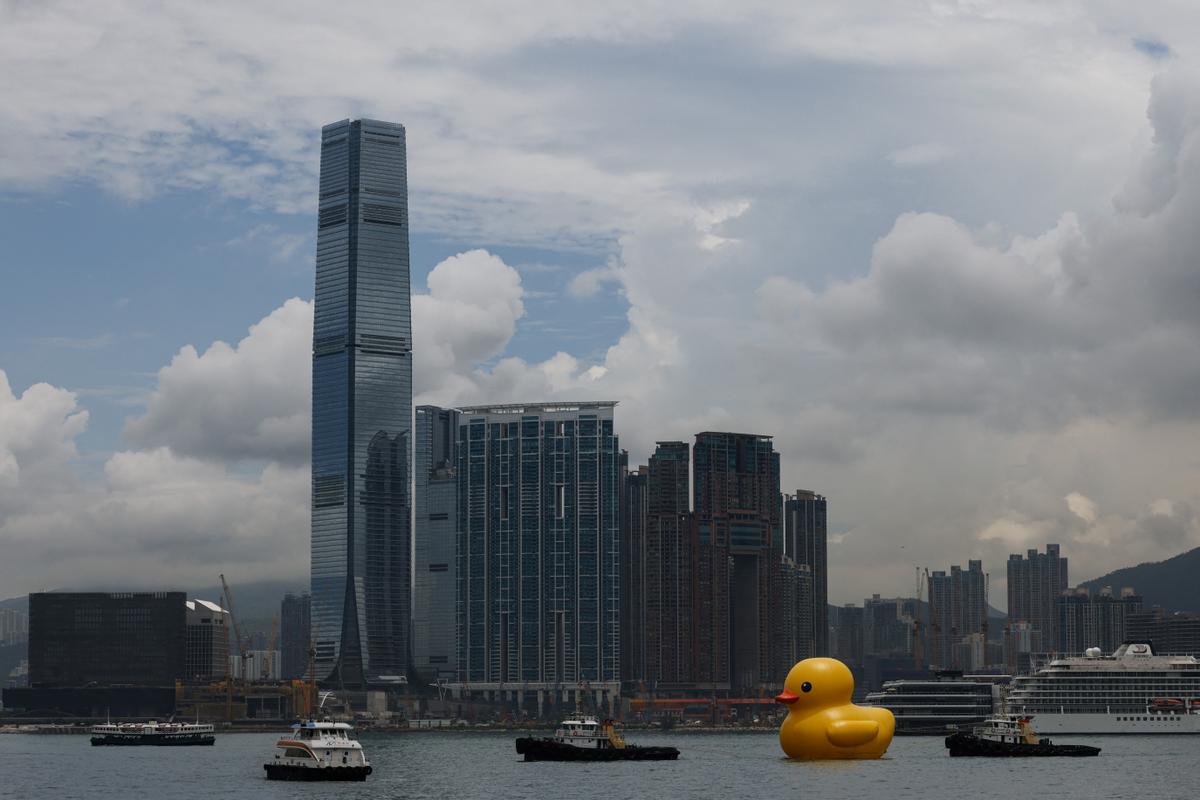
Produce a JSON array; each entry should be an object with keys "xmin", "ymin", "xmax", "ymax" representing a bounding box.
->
[{"xmin": 774, "ymin": 657, "xmax": 854, "ymax": 711}]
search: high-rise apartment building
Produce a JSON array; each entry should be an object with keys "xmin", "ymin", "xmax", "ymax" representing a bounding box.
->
[
  {"xmin": 772, "ymin": 559, "xmax": 814, "ymax": 676},
  {"xmin": 1126, "ymin": 609, "xmax": 1200, "ymax": 656},
  {"xmin": 927, "ymin": 561, "xmax": 987, "ymax": 670},
  {"xmin": 280, "ymin": 592, "xmax": 311, "ymax": 680},
  {"xmin": 455, "ymin": 402, "xmax": 621, "ymax": 711},
  {"xmin": 785, "ymin": 490, "xmax": 828, "ymax": 656},
  {"xmin": 1056, "ymin": 586, "xmax": 1143, "ymax": 655},
  {"xmin": 413, "ymin": 405, "xmax": 460, "ymax": 682},
  {"xmin": 693, "ymin": 432, "xmax": 781, "ymax": 689},
  {"xmin": 863, "ymin": 595, "xmax": 912, "ymax": 658},
  {"xmin": 643, "ymin": 441, "xmax": 693, "ymax": 685},
  {"xmin": 310, "ymin": 119, "xmax": 413, "ymax": 687},
  {"xmin": 0, "ymin": 608, "xmax": 27, "ymax": 645},
  {"xmin": 619, "ymin": 463, "xmax": 647, "ymax": 682},
  {"xmin": 833, "ymin": 603, "xmax": 865, "ymax": 666},
  {"xmin": 1007, "ymin": 544, "xmax": 1068, "ymax": 655}
]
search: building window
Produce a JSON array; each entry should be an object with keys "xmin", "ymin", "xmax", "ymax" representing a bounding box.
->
[
  {"xmin": 555, "ymin": 485, "xmax": 565, "ymax": 519},
  {"xmin": 501, "ymin": 486, "xmax": 509, "ymax": 520}
]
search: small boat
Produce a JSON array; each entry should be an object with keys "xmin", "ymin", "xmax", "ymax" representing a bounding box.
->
[
  {"xmin": 264, "ymin": 720, "xmax": 372, "ymax": 781},
  {"xmin": 515, "ymin": 717, "xmax": 679, "ymax": 762},
  {"xmin": 945, "ymin": 713, "xmax": 1100, "ymax": 757},
  {"xmin": 90, "ymin": 720, "xmax": 215, "ymax": 746}
]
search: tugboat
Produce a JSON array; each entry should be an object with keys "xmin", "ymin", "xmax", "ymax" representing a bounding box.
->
[
  {"xmin": 263, "ymin": 719, "xmax": 373, "ymax": 781},
  {"xmin": 945, "ymin": 712, "xmax": 1100, "ymax": 757},
  {"xmin": 90, "ymin": 720, "xmax": 215, "ymax": 746},
  {"xmin": 515, "ymin": 717, "xmax": 680, "ymax": 762}
]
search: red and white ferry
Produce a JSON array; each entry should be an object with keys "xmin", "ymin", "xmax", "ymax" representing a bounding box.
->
[{"xmin": 264, "ymin": 720, "xmax": 372, "ymax": 781}]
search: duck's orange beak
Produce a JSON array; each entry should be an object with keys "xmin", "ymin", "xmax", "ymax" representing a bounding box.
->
[{"xmin": 775, "ymin": 690, "xmax": 799, "ymax": 705}]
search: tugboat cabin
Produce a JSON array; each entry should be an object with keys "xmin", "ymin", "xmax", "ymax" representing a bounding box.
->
[{"xmin": 554, "ymin": 718, "xmax": 626, "ymax": 749}]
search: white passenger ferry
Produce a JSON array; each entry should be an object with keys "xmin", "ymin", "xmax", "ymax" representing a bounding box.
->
[
  {"xmin": 90, "ymin": 720, "xmax": 215, "ymax": 746},
  {"xmin": 1007, "ymin": 642, "xmax": 1200, "ymax": 734},
  {"xmin": 263, "ymin": 720, "xmax": 372, "ymax": 781}
]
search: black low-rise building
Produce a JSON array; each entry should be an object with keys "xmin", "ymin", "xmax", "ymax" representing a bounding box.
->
[
  {"xmin": 4, "ymin": 592, "xmax": 187, "ymax": 717},
  {"xmin": 27, "ymin": 592, "xmax": 186, "ymax": 687}
]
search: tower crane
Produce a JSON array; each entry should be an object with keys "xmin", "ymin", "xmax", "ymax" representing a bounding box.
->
[{"xmin": 219, "ymin": 574, "xmax": 249, "ymax": 683}]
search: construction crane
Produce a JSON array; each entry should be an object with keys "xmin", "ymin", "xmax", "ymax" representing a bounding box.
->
[{"xmin": 219, "ymin": 574, "xmax": 249, "ymax": 684}]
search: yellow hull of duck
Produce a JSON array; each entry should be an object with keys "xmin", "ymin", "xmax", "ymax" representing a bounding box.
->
[{"xmin": 776, "ymin": 657, "xmax": 895, "ymax": 760}]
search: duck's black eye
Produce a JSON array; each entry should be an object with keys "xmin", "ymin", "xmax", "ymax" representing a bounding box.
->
[{"xmin": 801, "ymin": 682, "xmax": 813, "ymax": 693}]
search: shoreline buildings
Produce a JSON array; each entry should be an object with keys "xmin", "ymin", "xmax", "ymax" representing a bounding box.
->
[
  {"xmin": 454, "ymin": 402, "xmax": 621, "ymax": 714},
  {"xmin": 621, "ymin": 434, "xmax": 819, "ymax": 692},
  {"xmin": 310, "ymin": 118, "xmax": 413, "ymax": 687}
]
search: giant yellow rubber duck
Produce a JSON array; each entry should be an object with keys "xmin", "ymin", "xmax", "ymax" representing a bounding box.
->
[{"xmin": 775, "ymin": 657, "xmax": 894, "ymax": 760}]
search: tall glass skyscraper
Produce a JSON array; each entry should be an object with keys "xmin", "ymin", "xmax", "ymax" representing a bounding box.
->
[{"xmin": 311, "ymin": 118, "xmax": 412, "ymax": 687}]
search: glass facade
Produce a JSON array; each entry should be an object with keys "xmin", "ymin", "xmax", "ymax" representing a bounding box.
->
[
  {"xmin": 311, "ymin": 119, "xmax": 412, "ymax": 686},
  {"xmin": 413, "ymin": 406, "xmax": 460, "ymax": 681},
  {"xmin": 456, "ymin": 403, "xmax": 620, "ymax": 687},
  {"xmin": 785, "ymin": 490, "xmax": 828, "ymax": 656}
]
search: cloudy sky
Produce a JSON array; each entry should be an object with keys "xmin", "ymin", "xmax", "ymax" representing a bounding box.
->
[{"xmin": 1, "ymin": 1, "xmax": 1198, "ymax": 604}]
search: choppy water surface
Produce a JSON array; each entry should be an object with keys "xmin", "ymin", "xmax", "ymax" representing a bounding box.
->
[{"xmin": 1, "ymin": 730, "xmax": 1195, "ymax": 800}]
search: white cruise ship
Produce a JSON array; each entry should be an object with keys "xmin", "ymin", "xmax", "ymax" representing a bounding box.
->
[{"xmin": 1007, "ymin": 642, "xmax": 1200, "ymax": 734}]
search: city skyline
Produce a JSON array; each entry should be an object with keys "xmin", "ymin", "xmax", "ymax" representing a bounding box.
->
[{"xmin": 3, "ymin": 5, "xmax": 1200, "ymax": 607}]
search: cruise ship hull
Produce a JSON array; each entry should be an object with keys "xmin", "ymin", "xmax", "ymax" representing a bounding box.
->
[{"xmin": 1017, "ymin": 712, "xmax": 1200, "ymax": 735}]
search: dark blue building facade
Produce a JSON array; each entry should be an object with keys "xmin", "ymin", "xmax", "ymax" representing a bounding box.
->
[{"xmin": 311, "ymin": 119, "xmax": 412, "ymax": 686}]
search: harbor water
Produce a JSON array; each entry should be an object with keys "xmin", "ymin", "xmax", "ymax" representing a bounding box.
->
[{"xmin": 1, "ymin": 730, "xmax": 1196, "ymax": 800}]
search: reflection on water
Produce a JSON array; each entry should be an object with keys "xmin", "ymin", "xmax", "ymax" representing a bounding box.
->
[{"xmin": 1, "ymin": 730, "xmax": 1196, "ymax": 800}]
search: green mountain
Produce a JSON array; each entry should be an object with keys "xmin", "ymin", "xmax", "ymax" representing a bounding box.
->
[{"xmin": 1079, "ymin": 546, "xmax": 1200, "ymax": 613}]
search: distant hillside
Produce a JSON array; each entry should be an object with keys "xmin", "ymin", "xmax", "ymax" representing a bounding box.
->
[
  {"xmin": 0, "ymin": 595, "xmax": 28, "ymax": 613},
  {"xmin": 1079, "ymin": 546, "xmax": 1200, "ymax": 613}
]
